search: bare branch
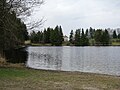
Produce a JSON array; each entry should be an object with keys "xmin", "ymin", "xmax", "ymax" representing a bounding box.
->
[
  {"xmin": 6, "ymin": 0, "xmax": 44, "ymax": 16},
  {"xmin": 27, "ymin": 17, "xmax": 46, "ymax": 31}
]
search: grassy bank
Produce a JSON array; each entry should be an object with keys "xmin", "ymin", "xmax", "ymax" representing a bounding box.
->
[
  {"xmin": 0, "ymin": 56, "xmax": 24, "ymax": 68},
  {"xmin": 0, "ymin": 57, "xmax": 120, "ymax": 90},
  {"xmin": 27, "ymin": 42, "xmax": 120, "ymax": 46},
  {"xmin": 0, "ymin": 67, "xmax": 120, "ymax": 90},
  {"xmin": 112, "ymin": 42, "xmax": 120, "ymax": 46}
]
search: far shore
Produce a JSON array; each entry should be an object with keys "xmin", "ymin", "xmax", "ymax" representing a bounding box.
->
[{"xmin": 25, "ymin": 42, "xmax": 120, "ymax": 46}]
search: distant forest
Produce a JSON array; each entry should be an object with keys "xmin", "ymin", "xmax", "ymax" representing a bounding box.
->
[{"xmin": 30, "ymin": 27, "xmax": 120, "ymax": 46}]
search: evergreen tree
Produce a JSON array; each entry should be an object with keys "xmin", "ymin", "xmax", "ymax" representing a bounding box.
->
[
  {"xmin": 69, "ymin": 30, "xmax": 74, "ymax": 44},
  {"xmin": 94, "ymin": 29, "xmax": 103, "ymax": 45},
  {"xmin": 49, "ymin": 25, "xmax": 63, "ymax": 46},
  {"xmin": 75, "ymin": 29, "xmax": 80, "ymax": 46},
  {"xmin": 89, "ymin": 27, "xmax": 94, "ymax": 39},
  {"xmin": 102, "ymin": 30, "xmax": 110, "ymax": 45},
  {"xmin": 85, "ymin": 29, "xmax": 89, "ymax": 37},
  {"xmin": 50, "ymin": 28, "xmax": 55, "ymax": 45},
  {"xmin": 0, "ymin": 0, "xmax": 5, "ymax": 52},
  {"xmin": 0, "ymin": 0, "xmax": 43, "ymax": 55},
  {"xmin": 118, "ymin": 34, "xmax": 120, "ymax": 39},
  {"xmin": 59, "ymin": 26, "xmax": 64, "ymax": 43},
  {"xmin": 80, "ymin": 29, "xmax": 89, "ymax": 46},
  {"xmin": 46, "ymin": 27, "xmax": 51, "ymax": 43},
  {"xmin": 1, "ymin": 10, "xmax": 28, "ymax": 50},
  {"xmin": 54, "ymin": 25, "xmax": 61, "ymax": 46},
  {"xmin": 40, "ymin": 31, "xmax": 44, "ymax": 43},
  {"xmin": 37, "ymin": 31, "xmax": 42, "ymax": 43},
  {"xmin": 113, "ymin": 30, "xmax": 117, "ymax": 39},
  {"xmin": 0, "ymin": 0, "xmax": 29, "ymax": 52},
  {"xmin": 43, "ymin": 28, "xmax": 47, "ymax": 43},
  {"xmin": 30, "ymin": 31, "xmax": 38, "ymax": 43},
  {"xmin": 21, "ymin": 23, "xmax": 29, "ymax": 41}
]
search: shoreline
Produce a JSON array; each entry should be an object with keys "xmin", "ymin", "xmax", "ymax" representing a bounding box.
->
[
  {"xmin": 28, "ymin": 43, "xmax": 120, "ymax": 47},
  {"xmin": 0, "ymin": 61, "xmax": 120, "ymax": 77},
  {"xmin": 0, "ymin": 59, "xmax": 120, "ymax": 90},
  {"xmin": 26, "ymin": 66, "xmax": 120, "ymax": 77},
  {"xmin": 0, "ymin": 57, "xmax": 119, "ymax": 77},
  {"xmin": 0, "ymin": 64, "xmax": 120, "ymax": 90}
]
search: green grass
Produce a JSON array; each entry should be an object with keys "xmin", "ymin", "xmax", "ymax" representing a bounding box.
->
[
  {"xmin": 31, "ymin": 43, "xmax": 51, "ymax": 46},
  {"xmin": 111, "ymin": 39, "xmax": 120, "ymax": 46},
  {"xmin": 0, "ymin": 67, "xmax": 120, "ymax": 90},
  {"xmin": 112, "ymin": 42, "xmax": 120, "ymax": 46}
]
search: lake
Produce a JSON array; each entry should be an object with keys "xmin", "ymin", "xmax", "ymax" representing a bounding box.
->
[{"xmin": 26, "ymin": 46, "xmax": 120, "ymax": 76}]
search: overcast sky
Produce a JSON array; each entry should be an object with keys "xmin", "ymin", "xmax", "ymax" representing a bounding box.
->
[{"xmin": 29, "ymin": 0, "xmax": 120, "ymax": 35}]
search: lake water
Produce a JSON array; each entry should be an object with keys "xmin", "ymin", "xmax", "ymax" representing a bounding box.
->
[{"xmin": 26, "ymin": 46, "xmax": 120, "ymax": 76}]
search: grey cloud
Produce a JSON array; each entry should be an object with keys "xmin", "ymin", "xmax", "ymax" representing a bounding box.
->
[{"xmin": 28, "ymin": 0, "xmax": 120, "ymax": 35}]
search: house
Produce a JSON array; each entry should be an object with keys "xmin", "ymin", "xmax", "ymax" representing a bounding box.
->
[
  {"xmin": 107, "ymin": 28, "xmax": 113, "ymax": 38},
  {"xmin": 107, "ymin": 28, "xmax": 120, "ymax": 38},
  {"xmin": 63, "ymin": 35, "xmax": 68, "ymax": 42}
]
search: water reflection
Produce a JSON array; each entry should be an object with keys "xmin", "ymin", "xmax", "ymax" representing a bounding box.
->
[
  {"xmin": 4, "ymin": 48, "xmax": 28, "ymax": 63},
  {"xmin": 27, "ymin": 47, "xmax": 63, "ymax": 70},
  {"xmin": 27, "ymin": 46, "xmax": 120, "ymax": 76}
]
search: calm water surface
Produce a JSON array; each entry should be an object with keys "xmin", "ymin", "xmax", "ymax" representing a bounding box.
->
[{"xmin": 26, "ymin": 46, "xmax": 120, "ymax": 76}]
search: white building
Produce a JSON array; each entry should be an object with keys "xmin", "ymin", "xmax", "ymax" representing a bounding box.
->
[
  {"xmin": 107, "ymin": 28, "xmax": 120, "ymax": 38},
  {"xmin": 107, "ymin": 28, "xmax": 113, "ymax": 37},
  {"xmin": 63, "ymin": 35, "xmax": 68, "ymax": 42},
  {"xmin": 115, "ymin": 28, "xmax": 120, "ymax": 35}
]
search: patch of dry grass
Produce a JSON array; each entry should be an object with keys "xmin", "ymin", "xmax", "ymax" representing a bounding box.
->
[
  {"xmin": 0, "ymin": 56, "xmax": 7, "ymax": 66},
  {"xmin": 0, "ymin": 56, "xmax": 24, "ymax": 68},
  {"xmin": 0, "ymin": 67, "xmax": 120, "ymax": 90}
]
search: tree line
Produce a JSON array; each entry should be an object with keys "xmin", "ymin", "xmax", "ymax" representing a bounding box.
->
[
  {"xmin": 69, "ymin": 27, "xmax": 120, "ymax": 46},
  {"xmin": 69, "ymin": 29, "xmax": 90, "ymax": 46},
  {"xmin": 29, "ymin": 26, "xmax": 120, "ymax": 46},
  {"xmin": 30, "ymin": 27, "xmax": 120, "ymax": 46},
  {"xmin": 30, "ymin": 25, "xmax": 64, "ymax": 46}
]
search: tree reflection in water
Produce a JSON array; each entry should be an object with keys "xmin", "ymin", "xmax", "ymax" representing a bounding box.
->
[{"xmin": 28, "ymin": 51, "xmax": 62, "ymax": 70}]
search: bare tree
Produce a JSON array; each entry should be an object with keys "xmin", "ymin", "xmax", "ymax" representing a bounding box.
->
[
  {"xmin": 6, "ymin": 0, "xmax": 44, "ymax": 16},
  {"xmin": 0, "ymin": 0, "xmax": 44, "ymax": 52},
  {"xmin": 6, "ymin": 0, "xmax": 44, "ymax": 30}
]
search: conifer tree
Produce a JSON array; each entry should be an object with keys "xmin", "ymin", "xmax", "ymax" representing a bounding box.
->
[
  {"xmin": 94, "ymin": 29, "xmax": 103, "ymax": 45},
  {"xmin": 118, "ymin": 34, "xmax": 120, "ymax": 39},
  {"xmin": 85, "ymin": 29, "xmax": 89, "ymax": 37},
  {"xmin": 46, "ymin": 27, "xmax": 51, "ymax": 43},
  {"xmin": 75, "ymin": 29, "xmax": 80, "ymax": 46},
  {"xmin": 59, "ymin": 26, "xmax": 64, "ymax": 43},
  {"xmin": 113, "ymin": 30, "xmax": 117, "ymax": 39},
  {"xmin": 80, "ymin": 29, "xmax": 89, "ymax": 46},
  {"xmin": 50, "ymin": 28, "xmax": 55, "ymax": 45},
  {"xmin": 102, "ymin": 30, "xmax": 110, "ymax": 45},
  {"xmin": 69, "ymin": 30, "xmax": 74, "ymax": 44}
]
